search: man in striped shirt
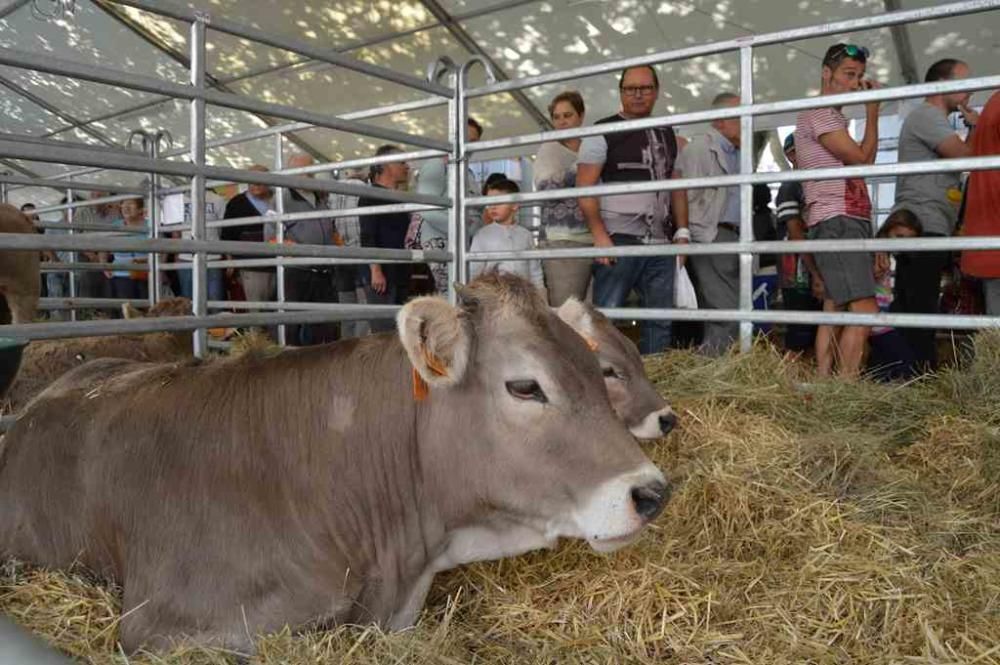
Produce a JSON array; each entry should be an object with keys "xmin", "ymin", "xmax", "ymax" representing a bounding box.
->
[{"xmin": 793, "ymin": 43, "xmax": 881, "ymax": 378}]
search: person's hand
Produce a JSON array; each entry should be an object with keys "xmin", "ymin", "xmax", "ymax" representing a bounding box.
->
[
  {"xmin": 861, "ymin": 79, "xmax": 881, "ymax": 114},
  {"xmin": 874, "ymin": 252, "xmax": 890, "ymax": 280},
  {"xmin": 371, "ymin": 266, "xmax": 387, "ymax": 295},
  {"xmin": 958, "ymin": 103, "xmax": 980, "ymax": 128},
  {"xmin": 593, "ymin": 234, "xmax": 615, "ymax": 266},
  {"xmin": 810, "ymin": 273, "xmax": 826, "ymax": 301},
  {"xmin": 674, "ymin": 235, "xmax": 690, "ymax": 269}
]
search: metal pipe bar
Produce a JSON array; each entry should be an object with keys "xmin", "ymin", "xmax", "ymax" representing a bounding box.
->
[
  {"xmin": 600, "ymin": 307, "xmax": 1000, "ymax": 331},
  {"xmin": 160, "ymin": 256, "xmax": 412, "ymax": 270},
  {"xmin": 0, "ymin": 307, "xmax": 401, "ymax": 342},
  {"xmin": 34, "ymin": 221, "xmax": 146, "ymax": 233},
  {"xmin": 0, "ymin": 47, "xmax": 449, "ymax": 151},
  {"xmin": 33, "ymin": 192, "xmax": 143, "ymax": 214},
  {"xmin": 209, "ymin": 300, "xmax": 380, "ymax": 311},
  {"xmin": 109, "ymin": 0, "xmax": 452, "ymax": 98},
  {"xmin": 213, "ymin": 0, "xmax": 543, "ymax": 87},
  {"xmin": 0, "ymin": 617, "xmax": 76, "ymax": 665},
  {"xmin": 274, "ymin": 132, "xmax": 287, "ymax": 346},
  {"xmin": 466, "ymin": 154, "xmax": 1000, "ymax": 206},
  {"xmin": 0, "ymin": 73, "xmax": 120, "ymax": 150},
  {"xmin": 162, "ymin": 202, "xmax": 441, "ymax": 233},
  {"xmin": 0, "ymin": 137, "xmax": 451, "ymax": 205},
  {"xmin": 462, "ymin": 0, "xmax": 1000, "ymax": 100},
  {"xmin": 738, "ymin": 44, "xmax": 754, "ymax": 353},
  {"xmin": 467, "ymin": 235, "xmax": 1000, "ymax": 261},
  {"xmin": 190, "ymin": 16, "xmax": 209, "ymax": 356},
  {"xmin": 156, "ymin": 149, "xmax": 444, "ymax": 194},
  {"xmin": 0, "ymin": 232, "xmax": 453, "ymax": 260},
  {"xmin": 468, "ymin": 74, "xmax": 1000, "ymax": 154},
  {"xmin": 0, "ymin": 172, "xmax": 146, "ymax": 194},
  {"xmin": 41, "ymin": 262, "xmax": 121, "ymax": 272},
  {"xmin": 37, "ymin": 297, "xmax": 145, "ymax": 310}
]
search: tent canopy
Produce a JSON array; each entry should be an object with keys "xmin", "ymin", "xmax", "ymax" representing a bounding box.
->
[{"xmin": 1, "ymin": 0, "xmax": 996, "ymax": 200}]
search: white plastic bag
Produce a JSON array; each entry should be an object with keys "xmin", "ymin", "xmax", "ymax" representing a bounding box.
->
[{"xmin": 675, "ymin": 263, "xmax": 698, "ymax": 309}]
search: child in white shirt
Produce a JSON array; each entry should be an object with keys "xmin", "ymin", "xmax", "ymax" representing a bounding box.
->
[{"xmin": 469, "ymin": 179, "xmax": 544, "ymax": 289}]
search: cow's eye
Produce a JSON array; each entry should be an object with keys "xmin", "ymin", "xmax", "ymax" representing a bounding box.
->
[
  {"xmin": 505, "ymin": 380, "xmax": 548, "ymax": 403},
  {"xmin": 602, "ymin": 366, "xmax": 623, "ymax": 380}
]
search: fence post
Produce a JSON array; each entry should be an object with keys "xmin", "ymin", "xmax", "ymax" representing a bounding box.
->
[
  {"xmin": 189, "ymin": 14, "xmax": 209, "ymax": 357},
  {"xmin": 738, "ymin": 44, "xmax": 755, "ymax": 353},
  {"xmin": 274, "ymin": 133, "xmax": 287, "ymax": 346}
]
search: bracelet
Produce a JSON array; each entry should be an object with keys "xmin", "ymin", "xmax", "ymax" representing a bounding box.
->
[{"xmin": 673, "ymin": 227, "xmax": 691, "ymax": 242}]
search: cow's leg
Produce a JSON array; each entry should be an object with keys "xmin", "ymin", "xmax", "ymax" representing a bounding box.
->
[
  {"xmin": 386, "ymin": 567, "xmax": 436, "ymax": 631},
  {"xmin": 6, "ymin": 292, "xmax": 39, "ymax": 325}
]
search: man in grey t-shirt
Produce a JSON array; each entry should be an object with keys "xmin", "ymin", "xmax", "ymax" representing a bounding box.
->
[{"xmin": 891, "ymin": 58, "xmax": 979, "ymax": 370}]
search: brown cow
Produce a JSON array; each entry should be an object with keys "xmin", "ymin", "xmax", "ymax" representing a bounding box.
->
[
  {"xmin": 3, "ymin": 298, "xmax": 193, "ymax": 412},
  {"xmin": 0, "ymin": 273, "xmax": 670, "ymax": 653},
  {"xmin": 0, "ymin": 203, "xmax": 40, "ymax": 325},
  {"xmin": 556, "ymin": 298, "xmax": 677, "ymax": 439}
]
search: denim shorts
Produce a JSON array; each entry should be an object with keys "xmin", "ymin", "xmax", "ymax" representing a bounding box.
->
[{"xmin": 808, "ymin": 215, "xmax": 875, "ymax": 305}]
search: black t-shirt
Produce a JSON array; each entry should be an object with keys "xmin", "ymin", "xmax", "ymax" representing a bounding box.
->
[{"xmin": 359, "ymin": 184, "xmax": 412, "ymax": 287}]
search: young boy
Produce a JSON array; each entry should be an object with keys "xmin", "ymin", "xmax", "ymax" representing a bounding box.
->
[{"xmin": 469, "ymin": 179, "xmax": 544, "ymax": 290}]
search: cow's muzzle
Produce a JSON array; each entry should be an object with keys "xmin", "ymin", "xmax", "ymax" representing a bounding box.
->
[{"xmin": 630, "ymin": 479, "xmax": 671, "ymax": 522}]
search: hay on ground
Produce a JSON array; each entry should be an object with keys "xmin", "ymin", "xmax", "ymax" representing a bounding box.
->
[{"xmin": 3, "ymin": 332, "xmax": 1000, "ymax": 664}]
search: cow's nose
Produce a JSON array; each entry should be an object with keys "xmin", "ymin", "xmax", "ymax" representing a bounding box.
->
[
  {"xmin": 631, "ymin": 480, "xmax": 671, "ymax": 521},
  {"xmin": 659, "ymin": 412, "xmax": 678, "ymax": 435}
]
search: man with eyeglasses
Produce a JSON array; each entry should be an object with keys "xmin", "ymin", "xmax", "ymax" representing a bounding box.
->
[
  {"xmin": 576, "ymin": 65, "xmax": 689, "ymax": 355},
  {"xmin": 891, "ymin": 58, "xmax": 980, "ymax": 371},
  {"xmin": 793, "ymin": 43, "xmax": 881, "ymax": 378}
]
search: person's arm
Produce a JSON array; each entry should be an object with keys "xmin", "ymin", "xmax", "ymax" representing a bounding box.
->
[
  {"xmin": 359, "ymin": 201, "xmax": 386, "ymax": 295},
  {"xmin": 670, "ymin": 169, "xmax": 690, "ymax": 267},
  {"xmin": 818, "ymin": 127, "xmax": 878, "ymax": 165},
  {"xmin": 576, "ymin": 161, "xmax": 614, "ymax": 266},
  {"xmin": 815, "ymin": 102, "xmax": 879, "ymax": 165},
  {"xmin": 786, "ymin": 216, "xmax": 824, "ymax": 297}
]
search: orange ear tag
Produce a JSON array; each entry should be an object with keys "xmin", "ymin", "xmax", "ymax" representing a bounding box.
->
[{"xmin": 412, "ymin": 367, "xmax": 430, "ymax": 401}]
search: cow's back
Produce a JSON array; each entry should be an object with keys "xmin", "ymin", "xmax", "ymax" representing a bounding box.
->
[
  {"xmin": 0, "ymin": 340, "xmax": 414, "ymax": 649},
  {"xmin": 5, "ymin": 333, "xmax": 190, "ymax": 412},
  {"xmin": 0, "ymin": 357, "xmax": 167, "ymax": 573}
]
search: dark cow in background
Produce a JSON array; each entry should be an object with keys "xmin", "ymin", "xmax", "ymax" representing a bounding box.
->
[
  {"xmin": 0, "ymin": 273, "xmax": 670, "ymax": 653},
  {"xmin": 557, "ymin": 298, "xmax": 677, "ymax": 439},
  {"xmin": 3, "ymin": 298, "xmax": 193, "ymax": 412},
  {"xmin": 0, "ymin": 204, "xmax": 40, "ymax": 400}
]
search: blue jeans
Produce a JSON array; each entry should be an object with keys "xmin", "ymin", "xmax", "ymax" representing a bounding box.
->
[
  {"xmin": 592, "ymin": 235, "xmax": 675, "ymax": 355},
  {"xmin": 178, "ymin": 266, "xmax": 226, "ymax": 302}
]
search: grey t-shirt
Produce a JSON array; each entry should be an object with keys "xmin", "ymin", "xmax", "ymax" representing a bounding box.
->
[
  {"xmin": 577, "ymin": 134, "xmax": 670, "ymax": 242},
  {"xmin": 893, "ymin": 103, "xmax": 962, "ymax": 235}
]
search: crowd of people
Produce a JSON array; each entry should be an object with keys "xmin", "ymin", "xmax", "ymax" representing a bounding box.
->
[{"xmin": 20, "ymin": 42, "xmax": 999, "ymax": 380}]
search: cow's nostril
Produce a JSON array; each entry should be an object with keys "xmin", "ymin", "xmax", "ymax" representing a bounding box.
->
[
  {"xmin": 659, "ymin": 412, "xmax": 678, "ymax": 435},
  {"xmin": 631, "ymin": 480, "xmax": 671, "ymax": 521}
]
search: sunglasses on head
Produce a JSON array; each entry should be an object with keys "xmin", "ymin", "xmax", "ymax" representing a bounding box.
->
[{"xmin": 827, "ymin": 43, "xmax": 870, "ymax": 64}]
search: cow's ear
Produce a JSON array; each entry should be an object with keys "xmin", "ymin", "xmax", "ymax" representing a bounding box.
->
[
  {"xmin": 555, "ymin": 297, "xmax": 598, "ymax": 350},
  {"xmin": 397, "ymin": 296, "xmax": 472, "ymax": 387}
]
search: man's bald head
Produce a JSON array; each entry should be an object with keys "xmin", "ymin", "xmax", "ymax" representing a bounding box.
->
[
  {"xmin": 246, "ymin": 164, "xmax": 272, "ymax": 199},
  {"xmin": 287, "ymin": 154, "xmax": 315, "ymax": 170}
]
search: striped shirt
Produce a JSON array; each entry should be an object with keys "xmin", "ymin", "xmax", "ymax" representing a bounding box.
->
[{"xmin": 794, "ymin": 108, "xmax": 872, "ymax": 227}]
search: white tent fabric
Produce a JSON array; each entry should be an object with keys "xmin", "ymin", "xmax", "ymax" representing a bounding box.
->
[{"xmin": 0, "ymin": 0, "xmax": 997, "ymax": 205}]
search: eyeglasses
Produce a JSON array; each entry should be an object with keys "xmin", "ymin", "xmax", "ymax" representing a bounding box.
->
[
  {"xmin": 826, "ymin": 43, "xmax": 870, "ymax": 64},
  {"xmin": 621, "ymin": 85, "xmax": 658, "ymax": 97}
]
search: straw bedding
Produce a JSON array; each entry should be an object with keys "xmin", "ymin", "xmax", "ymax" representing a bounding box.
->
[{"xmin": 2, "ymin": 332, "xmax": 998, "ymax": 664}]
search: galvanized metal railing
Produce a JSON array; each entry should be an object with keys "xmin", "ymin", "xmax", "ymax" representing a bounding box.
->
[{"xmin": 0, "ymin": 0, "xmax": 998, "ymax": 355}]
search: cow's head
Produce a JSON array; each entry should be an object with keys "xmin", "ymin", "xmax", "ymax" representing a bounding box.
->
[
  {"xmin": 555, "ymin": 298, "xmax": 677, "ymax": 439},
  {"xmin": 398, "ymin": 273, "xmax": 670, "ymax": 554}
]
